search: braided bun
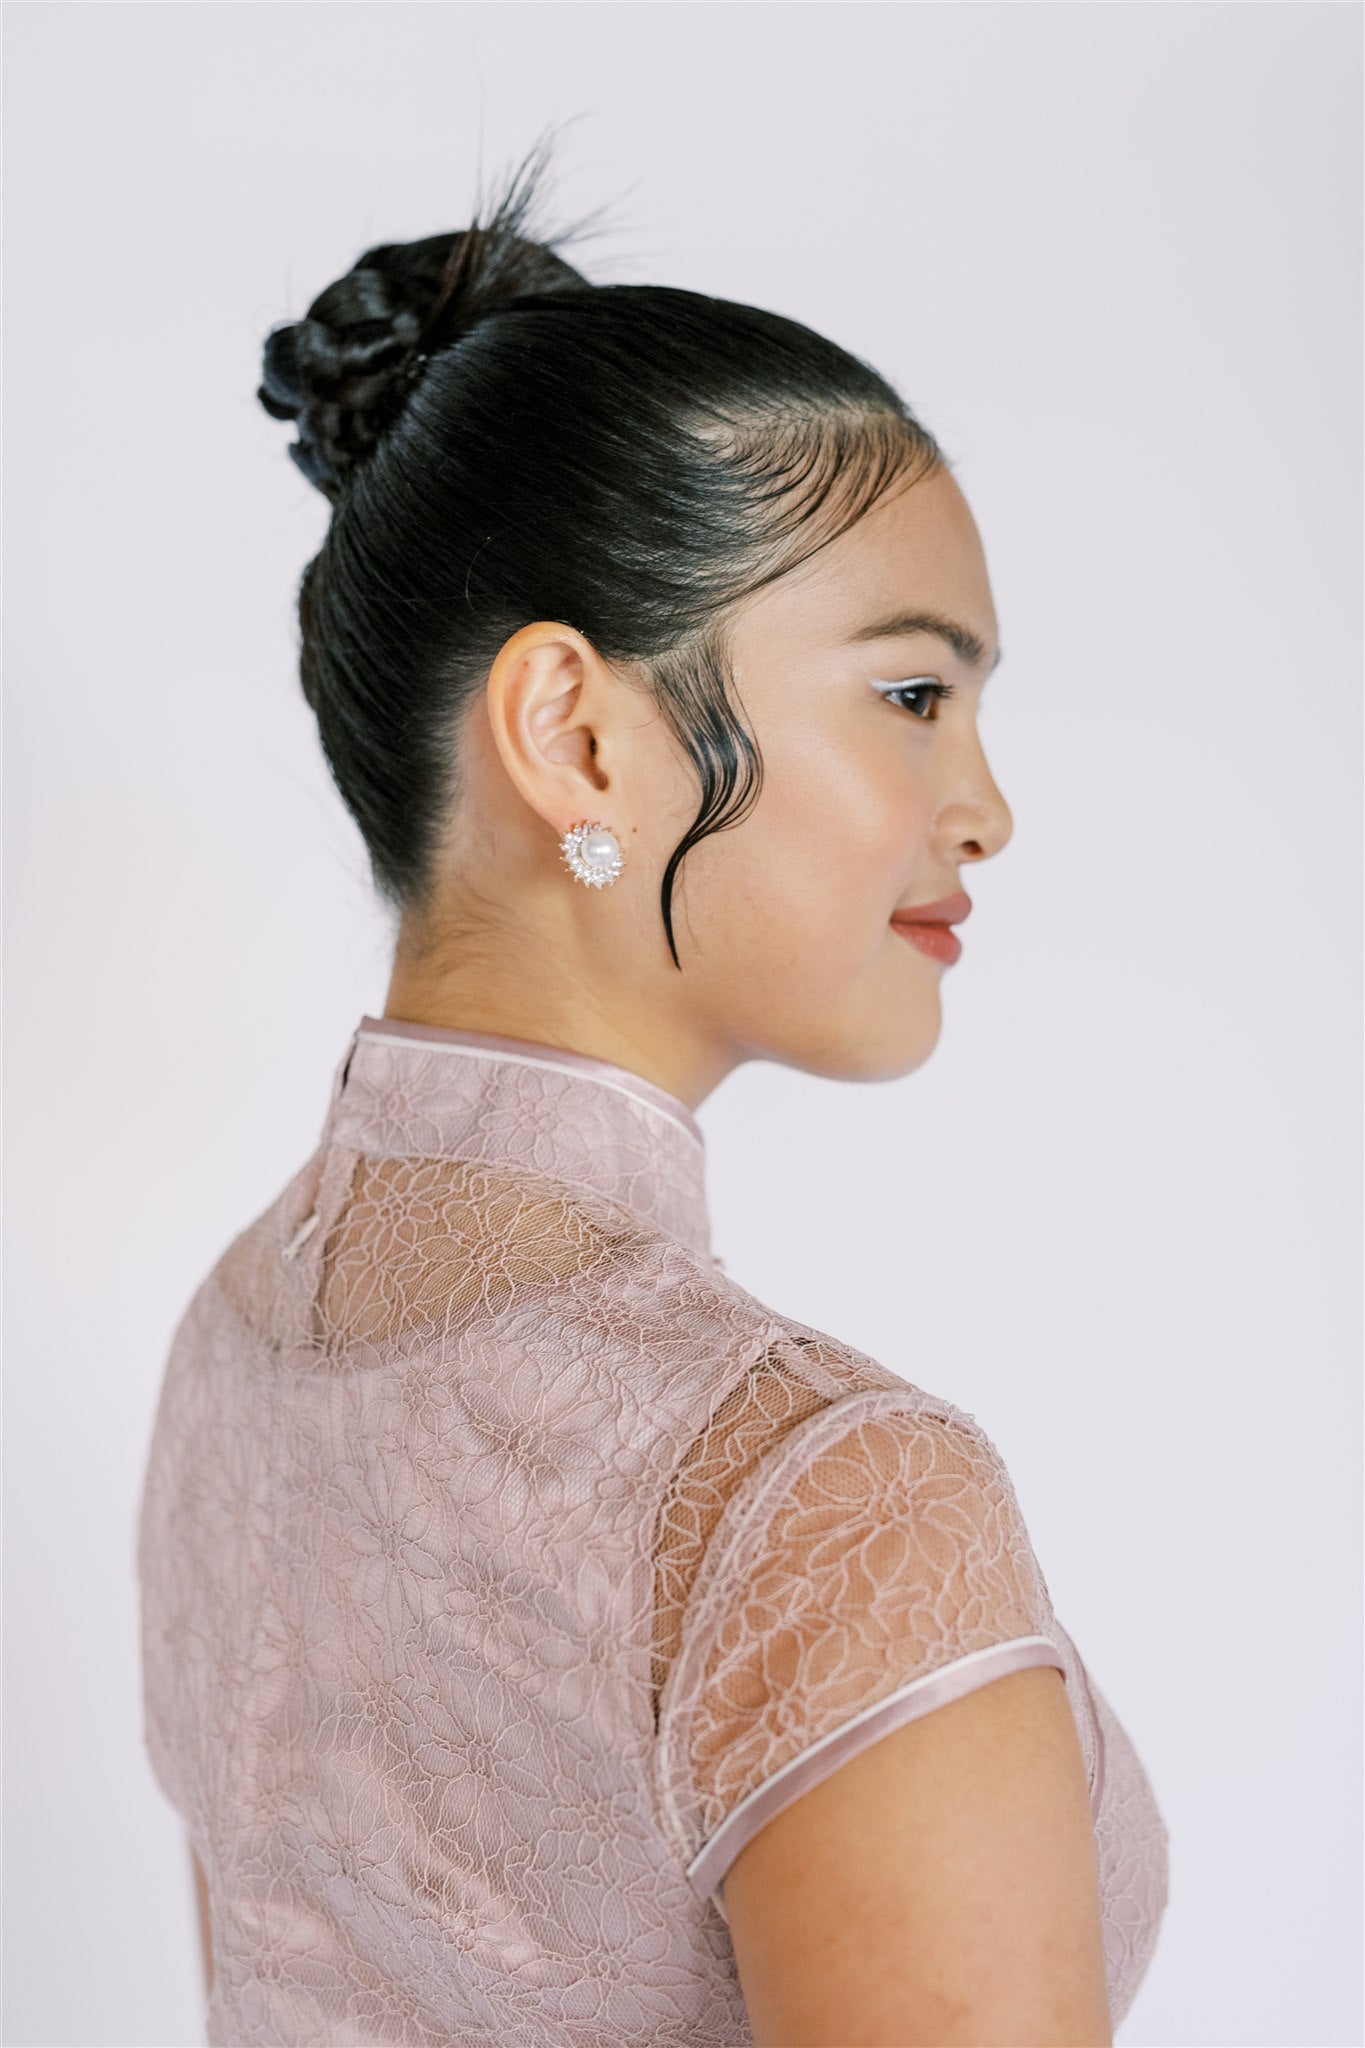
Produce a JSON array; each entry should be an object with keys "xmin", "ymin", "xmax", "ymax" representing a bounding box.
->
[{"xmin": 258, "ymin": 144, "xmax": 593, "ymax": 501}]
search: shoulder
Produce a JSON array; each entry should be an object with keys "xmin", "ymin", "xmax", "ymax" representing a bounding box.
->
[{"xmin": 578, "ymin": 1216, "xmax": 992, "ymax": 1456}]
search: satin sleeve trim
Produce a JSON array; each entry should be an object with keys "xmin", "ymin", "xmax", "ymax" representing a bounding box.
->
[{"xmin": 684, "ymin": 1632, "xmax": 1068, "ymax": 1913}]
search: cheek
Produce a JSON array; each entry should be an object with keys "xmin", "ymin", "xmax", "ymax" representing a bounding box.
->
[
  {"xmin": 808, "ymin": 717, "xmax": 924, "ymax": 852},
  {"xmin": 724, "ymin": 740, "xmax": 929, "ymax": 951}
]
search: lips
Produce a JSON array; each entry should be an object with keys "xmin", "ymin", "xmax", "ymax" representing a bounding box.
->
[
  {"xmin": 890, "ymin": 889, "xmax": 973, "ymax": 928},
  {"xmin": 893, "ymin": 921, "xmax": 963, "ymax": 964}
]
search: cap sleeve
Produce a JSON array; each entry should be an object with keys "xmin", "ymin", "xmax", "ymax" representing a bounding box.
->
[{"xmin": 653, "ymin": 1384, "xmax": 1069, "ymax": 1914}]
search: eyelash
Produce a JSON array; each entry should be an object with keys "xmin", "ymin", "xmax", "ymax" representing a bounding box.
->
[{"xmin": 873, "ymin": 678, "xmax": 958, "ymax": 722}]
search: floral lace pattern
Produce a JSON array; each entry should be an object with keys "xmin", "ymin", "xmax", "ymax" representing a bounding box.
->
[{"xmin": 137, "ymin": 1015, "xmax": 1168, "ymax": 2044}]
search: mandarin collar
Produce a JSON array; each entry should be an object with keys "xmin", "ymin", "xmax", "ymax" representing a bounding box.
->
[{"xmin": 320, "ymin": 1013, "xmax": 713, "ymax": 1259}]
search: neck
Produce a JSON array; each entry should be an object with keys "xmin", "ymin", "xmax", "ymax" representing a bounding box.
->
[{"xmin": 384, "ymin": 919, "xmax": 730, "ymax": 1116}]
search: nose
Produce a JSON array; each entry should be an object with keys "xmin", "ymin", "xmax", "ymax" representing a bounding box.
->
[{"xmin": 942, "ymin": 731, "xmax": 1013, "ymax": 865}]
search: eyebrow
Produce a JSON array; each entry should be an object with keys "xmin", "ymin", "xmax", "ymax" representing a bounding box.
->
[{"xmin": 846, "ymin": 608, "xmax": 1002, "ymax": 674}]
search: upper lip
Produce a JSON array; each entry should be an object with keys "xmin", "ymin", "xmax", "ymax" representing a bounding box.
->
[{"xmin": 890, "ymin": 890, "xmax": 973, "ymax": 926}]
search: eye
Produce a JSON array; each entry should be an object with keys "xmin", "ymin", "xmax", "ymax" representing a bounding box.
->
[{"xmin": 870, "ymin": 677, "xmax": 958, "ymax": 722}]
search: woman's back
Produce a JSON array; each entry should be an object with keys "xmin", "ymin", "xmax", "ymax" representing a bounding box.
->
[{"xmin": 137, "ymin": 1015, "xmax": 1168, "ymax": 2045}]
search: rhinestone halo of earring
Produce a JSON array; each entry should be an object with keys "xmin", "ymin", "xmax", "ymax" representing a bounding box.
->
[{"xmin": 559, "ymin": 820, "xmax": 626, "ymax": 889}]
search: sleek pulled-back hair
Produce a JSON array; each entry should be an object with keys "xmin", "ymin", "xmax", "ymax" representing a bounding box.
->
[{"xmin": 258, "ymin": 133, "xmax": 945, "ymax": 968}]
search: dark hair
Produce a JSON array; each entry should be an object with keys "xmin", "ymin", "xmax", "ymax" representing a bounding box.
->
[{"xmin": 258, "ymin": 131, "xmax": 945, "ymax": 968}]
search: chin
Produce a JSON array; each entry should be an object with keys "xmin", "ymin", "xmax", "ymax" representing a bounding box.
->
[
  {"xmin": 772, "ymin": 1001, "xmax": 944, "ymax": 1086},
  {"xmin": 853, "ymin": 1027, "xmax": 943, "ymax": 1085}
]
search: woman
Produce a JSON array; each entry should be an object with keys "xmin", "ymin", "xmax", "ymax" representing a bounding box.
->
[{"xmin": 137, "ymin": 136, "xmax": 1169, "ymax": 2046}]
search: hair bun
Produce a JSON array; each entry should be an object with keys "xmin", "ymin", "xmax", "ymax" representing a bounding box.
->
[
  {"xmin": 257, "ymin": 233, "xmax": 470, "ymax": 501},
  {"xmin": 258, "ymin": 142, "xmax": 597, "ymax": 502}
]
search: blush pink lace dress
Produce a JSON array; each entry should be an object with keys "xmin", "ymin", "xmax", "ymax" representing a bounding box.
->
[{"xmin": 137, "ymin": 1014, "xmax": 1169, "ymax": 2045}]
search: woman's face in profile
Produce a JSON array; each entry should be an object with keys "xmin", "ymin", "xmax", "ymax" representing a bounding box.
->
[{"xmin": 655, "ymin": 460, "xmax": 1011, "ymax": 1085}]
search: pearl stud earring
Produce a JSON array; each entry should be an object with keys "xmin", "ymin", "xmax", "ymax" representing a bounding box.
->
[{"xmin": 559, "ymin": 820, "xmax": 625, "ymax": 888}]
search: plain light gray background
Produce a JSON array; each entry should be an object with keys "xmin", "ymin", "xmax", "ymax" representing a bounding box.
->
[{"xmin": 5, "ymin": 4, "xmax": 1361, "ymax": 2044}]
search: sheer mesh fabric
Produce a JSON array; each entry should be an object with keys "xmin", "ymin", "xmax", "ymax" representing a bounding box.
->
[
  {"xmin": 651, "ymin": 1348, "xmax": 832, "ymax": 1721},
  {"xmin": 317, "ymin": 1151, "xmax": 642, "ymax": 1346},
  {"xmin": 655, "ymin": 1384, "xmax": 1075, "ymax": 1912},
  {"xmin": 137, "ymin": 1017, "xmax": 1168, "ymax": 2046}
]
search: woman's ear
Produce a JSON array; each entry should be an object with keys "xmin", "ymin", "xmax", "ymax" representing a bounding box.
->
[{"xmin": 484, "ymin": 621, "xmax": 615, "ymax": 833}]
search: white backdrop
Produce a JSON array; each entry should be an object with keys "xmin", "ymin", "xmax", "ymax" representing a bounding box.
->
[{"xmin": 5, "ymin": 5, "xmax": 1360, "ymax": 2045}]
